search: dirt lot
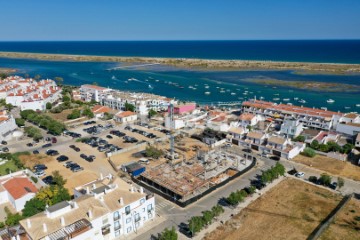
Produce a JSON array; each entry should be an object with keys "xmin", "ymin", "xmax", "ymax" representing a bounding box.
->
[
  {"xmin": 204, "ymin": 178, "xmax": 342, "ymax": 240},
  {"xmin": 319, "ymin": 198, "xmax": 360, "ymax": 240},
  {"xmin": 294, "ymin": 155, "xmax": 360, "ymax": 181},
  {"xmin": 45, "ymin": 108, "xmax": 82, "ymax": 122}
]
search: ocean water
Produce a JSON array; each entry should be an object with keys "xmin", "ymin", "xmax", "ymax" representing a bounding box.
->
[
  {"xmin": 0, "ymin": 40, "xmax": 360, "ymax": 63},
  {"xmin": 0, "ymin": 57, "xmax": 359, "ymax": 113}
]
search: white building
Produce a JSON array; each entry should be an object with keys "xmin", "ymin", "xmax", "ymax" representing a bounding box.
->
[
  {"xmin": 280, "ymin": 118, "xmax": 304, "ymax": 138},
  {"xmin": 355, "ymin": 133, "xmax": 360, "ymax": 148},
  {"xmin": 0, "ymin": 110, "xmax": 17, "ymax": 141},
  {"xmin": 0, "ymin": 170, "xmax": 39, "ymax": 212},
  {"xmin": 2, "ymin": 76, "xmax": 62, "ymax": 111},
  {"xmin": 91, "ymin": 105, "xmax": 112, "ymax": 119},
  {"xmin": 19, "ymin": 175, "xmax": 155, "ymax": 240},
  {"xmin": 336, "ymin": 113, "xmax": 360, "ymax": 136},
  {"xmin": 165, "ymin": 116, "xmax": 185, "ymax": 129},
  {"xmin": 227, "ymin": 127, "xmax": 245, "ymax": 145},
  {"xmin": 79, "ymin": 84, "xmax": 112, "ymax": 102},
  {"xmin": 239, "ymin": 113, "xmax": 258, "ymax": 128},
  {"xmin": 114, "ymin": 111, "xmax": 138, "ymax": 123}
]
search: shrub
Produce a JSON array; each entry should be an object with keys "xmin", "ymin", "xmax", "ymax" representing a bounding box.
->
[
  {"xmin": 310, "ymin": 140, "xmax": 319, "ymax": 150},
  {"xmin": 293, "ymin": 135, "xmax": 305, "ymax": 142},
  {"xmin": 308, "ymin": 176, "xmax": 318, "ymax": 183},
  {"xmin": 301, "ymin": 148, "xmax": 316, "ymax": 158},
  {"xmin": 319, "ymin": 173, "xmax": 332, "ymax": 186},
  {"xmin": 31, "ymin": 176, "xmax": 38, "ymax": 183},
  {"xmin": 15, "ymin": 118, "xmax": 25, "ymax": 127}
]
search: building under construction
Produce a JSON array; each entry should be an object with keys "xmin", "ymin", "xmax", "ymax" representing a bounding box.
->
[{"xmin": 137, "ymin": 148, "xmax": 254, "ymax": 204}]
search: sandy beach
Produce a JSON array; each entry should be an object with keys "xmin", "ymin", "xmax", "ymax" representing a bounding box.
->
[{"xmin": 1, "ymin": 51, "xmax": 360, "ymax": 74}]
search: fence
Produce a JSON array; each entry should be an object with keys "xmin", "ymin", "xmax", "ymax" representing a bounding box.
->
[{"xmin": 132, "ymin": 158, "xmax": 257, "ymax": 208}]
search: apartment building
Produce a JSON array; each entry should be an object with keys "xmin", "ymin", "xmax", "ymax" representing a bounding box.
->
[
  {"xmin": 0, "ymin": 110, "xmax": 17, "ymax": 141},
  {"xmin": 242, "ymin": 99, "xmax": 343, "ymax": 131},
  {"xmin": 17, "ymin": 175, "xmax": 155, "ymax": 240},
  {"xmin": 79, "ymin": 84, "xmax": 112, "ymax": 102},
  {"xmin": 336, "ymin": 113, "xmax": 360, "ymax": 135},
  {"xmin": 280, "ymin": 118, "xmax": 304, "ymax": 138},
  {"xmin": 1, "ymin": 76, "xmax": 62, "ymax": 111}
]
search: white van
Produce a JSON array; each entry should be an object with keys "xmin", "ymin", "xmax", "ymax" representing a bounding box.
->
[{"xmin": 138, "ymin": 158, "xmax": 149, "ymax": 165}]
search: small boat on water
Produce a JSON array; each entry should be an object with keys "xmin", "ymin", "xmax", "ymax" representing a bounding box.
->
[
  {"xmin": 299, "ymin": 99, "xmax": 306, "ymax": 104},
  {"xmin": 243, "ymin": 92, "xmax": 248, "ymax": 95},
  {"xmin": 283, "ymin": 98, "xmax": 290, "ymax": 101},
  {"xmin": 231, "ymin": 92, "xmax": 236, "ymax": 95},
  {"xmin": 148, "ymin": 84, "xmax": 153, "ymax": 89},
  {"xmin": 294, "ymin": 97, "xmax": 299, "ymax": 101},
  {"xmin": 155, "ymin": 79, "xmax": 160, "ymax": 82},
  {"xmin": 124, "ymin": 81, "xmax": 128, "ymax": 83},
  {"xmin": 273, "ymin": 93, "xmax": 280, "ymax": 96},
  {"xmin": 356, "ymin": 104, "xmax": 360, "ymax": 107},
  {"xmin": 273, "ymin": 98, "xmax": 280, "ymax": 101},
  {"xmin": 205, "ymin": 92, "xmax": 211, "ymax": 95},
  {"xmin": 344, "ymin": 106, "xmax": 351, "ymax": 109},
  {"xmin": 111, "ymin": 76, "xmax": 116, "ymax": 80},
  {"xmin": 205, "ymin": 86, "xmax": 210, "ymax": 89},
  {"xmin": 327, "ymin": 99, "xmax": 335, "ymax": 104},
  {"xmin": 321, "ymin": 107, "xmax": 327, "ymax": 110},
  {"xmin": 192, "ymin": 88, "xmax": 197, "ymax": 90},
  {"xmin": 189, "ymin": 86, "xmax": 193, "ymax": 89},
  {"xmin": 220, "ymin": 90, "xmax": 225, "ymax": 93},
  {"xmin": 260, "ymin": 96, "xmax": 265, "ymax": 100}
]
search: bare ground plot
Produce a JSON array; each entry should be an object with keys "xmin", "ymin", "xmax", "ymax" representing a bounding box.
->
[
  {"xmin": 45, "ymin": 109, "xmax": 82, "ymax": 122},
  {"xmin": 319, "ymin": 198, "xmax": 360, "ymax": 240},
  {"xmin": 204, "ymin": 178, "xmax": 342, "ymax": 240},
  {"xmin": 293, "ymin": 155, "xmax": 360, "ymax": 181}
]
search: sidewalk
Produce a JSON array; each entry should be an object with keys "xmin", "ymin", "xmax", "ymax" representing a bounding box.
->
[
  {"xmin": 116, "ymin": 215, "xmax": 167, "ymax": 240},
  {"xmin": 185, "ymin": 176, "xmax": 285, "ymax": 240}
]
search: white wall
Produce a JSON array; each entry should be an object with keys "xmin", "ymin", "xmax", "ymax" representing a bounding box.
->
[
  {"xmin": 0, "ymin": 117, "xmax": 17, "ymax": 141},
  {"xmin": 14, "ymin": 193, "xmax": 36, "ymax": 212},
  {"xmin": 336, "ymin": 123, "xmax": 360, "ymax": 135}
]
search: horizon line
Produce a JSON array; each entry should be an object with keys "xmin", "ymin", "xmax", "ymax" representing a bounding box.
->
[{"xmin": 1, "ymin": 39, "xmax": 360, "ymax": 42}]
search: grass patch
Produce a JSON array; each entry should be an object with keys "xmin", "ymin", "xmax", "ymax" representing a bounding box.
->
[{"xmin": 0, "ymin": 161, "xmax": 20, "ymax": 176}]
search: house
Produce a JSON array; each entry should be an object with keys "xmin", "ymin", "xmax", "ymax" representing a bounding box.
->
[
  {"xmin": 239, "ymin": 113, "xmax": 258, "ymax": 128},
  {"xmin": 227, "ymin": 127, "xmax": 245, "ymax": 145},
  {"xmin": 0, "ymin": 110, "xmax": 17, "ymax": 142},
  {"xmin": 280, "ymin": 118, "xmax": 304, "ymax": 138},
  {"xmin": 0, "ymin": 171, "xmax": 39, "ymax": 212},
  {"xmin": 18, "ymin": 175, "xmax": 155, "ymax": 240},
  {"xmin": 169, "ymin": 102, "xmax": 196, "ymax": 115},
  {"xmin": 91, "ymin": 105, "xmax": 112, "ymax": 119},
  {"xmin": 114, "ymin": 111, "xmax": 138, "ymax": 123},
  {"xmin": 336, "ymin": 113, "xmax": 360, "ymax": 136},
  {"xmin": 79, "ymin": 85, "xmax": 111, "ymax": 102},
  {"xmin": 356, "ymin": 133, "xmax": 360, "ymax": 148}
]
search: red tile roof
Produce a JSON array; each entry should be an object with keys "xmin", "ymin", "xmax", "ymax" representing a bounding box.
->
[
  {"xmin": 116, "ymin": 111, "xmax": 136, "ymax": 118},
  {"xmin": 92, "ymin": 105, "xmax": 112, "ymax": 114},
  {"xmin": 239, "ymin": 113, "xmax": 255, "ymax": 121},
  {"xmin": 2, "ymin": 177, "xmax": 38, "ymax": 200}
]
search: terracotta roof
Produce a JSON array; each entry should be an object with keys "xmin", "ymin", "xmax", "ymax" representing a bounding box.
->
[
  {"xmin": 247, "ymin": 131, "xmax": 264, "ymax": 139},
  {"xmin": 116, "ymin": 111, "xmax": 136, "ymax": 118},
  {"xmin": 91, "ymin": 105, "xmax": 111, "ymax": 114},
  {"xmin": 239, "ymin": 113, "xmax": 255, "ymax": 121},
  {"xmin": 345, "ymin": 122, "xmax": 360, "ymax": 127},
  {"xmin": 228, "ymin": 127, "xmax": 244, "ymax": 135},
  {"xmin": 344, "ymin": 113, "xmax": 359, "ymax": 119},
  {"xmin": 2, "ymin": 177, "xmax": 38, "ymax": 200},
  {"xmin": 268, "ymin": 136, "xmax": 286, "ymax": 145},
  {"xmin": 82, "ymin": 84, "xmax": 108, "ymax": 91}
]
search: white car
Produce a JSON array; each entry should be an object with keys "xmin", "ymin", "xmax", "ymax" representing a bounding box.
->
[
  {"xmin": 34, "ymin": 170, "xmax": 45, "ymax": 177},
  {"xmin": 295, "ymin": 172, "xmax": 305, "ymax": 178}
]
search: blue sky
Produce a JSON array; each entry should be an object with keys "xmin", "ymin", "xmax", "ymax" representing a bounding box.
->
[{"xmin": 1, "ymin": 0, "xmax": 359, "ymax": 40}]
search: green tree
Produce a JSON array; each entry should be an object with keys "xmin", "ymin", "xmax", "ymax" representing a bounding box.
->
[
  {"xmin": 246, "ymin": 125, "xmax": 252, "ymax": 132},
  {"xmin": 159, "ymin": 226, "xmax": 178, "ymax": 240},
  {"xmin": 52, "ymin": 171, "xmax": 67, "ymax": 187},
  {"xmin": 15, "ymin": 118, "xmax": 25, "ymax": 127},
  {"xmin": 34, "ymin": 74, "xmax": 41, "ymax": 80},
  {"xmin": 4, "ymin": 208, "xmax": 23, "ymax": 226},
  {"xmin": 124, "ymin": 102, "xmax": 135, "ymax": 112},
  {"xmin": 103, "ymin": 112, "xmax": 114, "ymax": 120},
  {"xmin": 22, "ymin": 198, "xmax": 46, "ymax": 217},
  {"xmin": 319, "ymin": 144, "xmax": 330, "ymax": 152},
  {"xmin": 301, "ymin": 148, "xmax": 316, "ymax": 158},
  {"xmin": 62, "ymin": 95, "xmax": 71, "ymax": 102},
  {"xmin": 202, "ymin": 210, "xmax": 214, "ymax": 225},
  {"xmin": 145, "ymin": 146, "xmax": 163, "ymax": 159},
  {"xmin": 188, "ymin": 216, "xmax": 204, "ymax": 235},
  {"xmin": 293, "ymin": 135, "xmax": 305, "ymax": 142},
  {"xmin": 82, "ymin": 107, "xmax": 94, "ymax": 118},
  {"xmin": 310, "ymin": 140, "xmax": 319, "ymax": 150},
  {"xmin": 67, "ymin": 109, "xmax": 81, "ymax": 119},
  {"xmin": 5, "ymin": 103, "xmax": 15, "ymax": 111},
  {"xmin": 319, "ymin": 173, "xmax": 332, "ymax": 186},
  {"xmin": 211, "ymin": 205, "xmax": 224, "ymax": 217},
  {"xmin": 341, "ymin": 143, "xmax": 354, "ymax": 154},
  {"xmin": 337, "ymin": 177, "xmax": 345, "ymax": 189},
  {"xmin": 46, "ymin": 102, "xmax": 52, "ymax": 110},
  {"xmin": 327, "ymin": 141, "xmax": 341, "ymax": 152},
  {"xmin": 148, "ymin": 109, "xmax": 157, "ymax": 118}
]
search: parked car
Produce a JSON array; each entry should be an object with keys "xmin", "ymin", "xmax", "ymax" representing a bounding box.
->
[
  {"xmin": 42, "ymin": 176, "xmax": 54, "ymax": 185},
  {"xmin": 69, "ymin": 145, "xmax": 76, "ymax": 149},
  {"xmin": 329, "ymin": 182, "xmax": 338, "ymax": 190},
  {"xmin": 287, "ymin": 168, "xmax": 298, "ymax": 175},
  {"xmin": 27, "ymin": 143, "xmax": 34, "ymax": 147},
  {"xmin": 57, "ymin": 155, "xmax": 69, "ymax": 162},
  {"xmin": 34, "ymin": 164, "xmax": 48, "ymax": 171},
  {"xmin": 295, "ymin": 172, "xmax": 305, "ymax": 178},
  {"xmin": 51, "ymin": 137, "xmax": 57, "ymax": 143},
  {"xmin": 46, "ymin": 149, "xmax": 59, "ymax": 156},
  {"xmin": 34, "ymin": 170, "xmax": 45, "ymax": 177},
  {"xmin": 80, "ymin": 153, "xmax": 87, "ymax": 159},
  {"xmin": 64, "ymin": 161, "xmax": 74, "ymax": 168},
  {"xmin": 106, "ymin": 135, "xmax": 113, "ymax": 139},
  {"xmin": 74, "ymin": 147, "xmax": 80, "ymax": 152},
  {"xmin": 33, "ymin": 150, "xmax": 40, "ymax": 154},
  {"xmin": 42, "ymin": 143, "xmax": 52, "ymax": 148},
  {"xmin": 1, "ymin": 147, "xmax": 9, "ymax": 153},
  {"xmin": 71, "ymin": 165, "xmax": 83, "ymax": 172},
  {"xmin": 1, "ymin": 141, "xmax": 7, "ymax": 145}
]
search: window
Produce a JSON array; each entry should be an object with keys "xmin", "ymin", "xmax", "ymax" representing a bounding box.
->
[
  {"xmin": 126, "ymin": 218, "xmax": 131, "ymax": 224},
  {"xmin": 114, "ymin": 221, "xmax": 120, "ymax": 231},
  {"xmin": 125, "ymin": 206, "xmax": 131, "ymax": 215},
  {"xmin": 102, "ymin": 217, "xmax": 108, "ymax": 225},
  {"xmin": 115, "ymin": 230, "xmax": 120, "ymax": 237},
  {"xmin": 113, "ymin": 211, "xmax": 120, "ymax": 221},
  {"xmin": 134, "ymin": 213, "xmax": 140, "ymax": 222},
  {"xmin": 127, "ymin": 227, "xmax": 132, "ymax": 233},
  {"xmin": 140, "ymin": 198, "xmax": 145, "ymax": 204},
  {"xmin": 147, "ymin": 204, "xmax": 153, "ymax": 211}
]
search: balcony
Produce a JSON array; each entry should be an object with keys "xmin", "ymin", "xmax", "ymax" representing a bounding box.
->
[{"xmin": 47, "ymin": 219, "xmax": 92, "ymax": 240}]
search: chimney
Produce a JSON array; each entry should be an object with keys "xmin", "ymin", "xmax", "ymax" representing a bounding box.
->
[
  {"xmin": 119, "ymin": 197, "xmax": 124, "ymax": 206},
  {"xmin": 73, "ymin": 201, "xmax": 78, "ymax": 208},
  {"xmin": 43, "ymin": 223, "xmax": 47, "ymax": 233},
  {"xmin": 60, "ymin": 217, "xmax": 65, "ymax": 226},
  {"xmin": 92, "ymin": 184, "xmax": 96, "ymax": 189},
  {"xmin": 27, "ymin": 219, "xmax": 31, "ymax": 228},
  {"xmin": 130, "ymin": 186, "xmax": 134, "ymax": 193},
  {"xmin": 88, "ymin": 210, "xmax": 93, "ymax": 219},
  {"xmin": 86, "ymin": 186, "xmax": 90, "ymax": 194},
  {"xmin": 100, "ymin": 173, "xmax": 103, "ymax": 180},
  {"xmin": 140, "ymin": 187, "xmax": 144, "ymax": 194}
]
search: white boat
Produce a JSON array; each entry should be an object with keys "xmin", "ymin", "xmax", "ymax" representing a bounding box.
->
[
  {"xmin": 287, "ymin": 103, "xmax": 293, "ymax": 106},
  {"xmin": 299, "ymin": 99, "xmax": 306, "ymax": 104},
  {"xmin": 283, "ymin": 98, "xmax": 290, "ymax": 101},
  {"xmin": 321, "ymin": 107, "xmax": 327, "ymax": 110},
  {"xmin": 273, "ymin": 93, "xmax": 279, "ymax": 96},
  {"xmin": 231, "ymin": 92, "xmax": 236, "ymax": 95},
  {"xmin": 205, "ymin": 92, "xmax": 211, "ymax": 95},
  {"xmin": 327, "ymin": 99, "xmax": 335, "ymax": 104},
  {"xmin": 273, "ymin": 98, "xmax": 280, "ymax": 101},
  {"xmin": 344, "ymin": 106, "xmax": 351, "ymax": 109},
  {"xmin": 260, "ymin": 96, "xmax": 265, "ymax": 100},
  {"xmin": 220, "ymin": 90, "xmax": 225, "ymax": 93},
  {"xmin": 356, "ymin": 104, "xmax": 360, "ymax": 107},
  {"xmin": 205, "ymin": 86, "xmax": 209, "ymax": 89},
  {"xmin": 243, "ymin": 92, "xmax": 248, "ymax": 95},
  {"xmin": 192, "ymin": 88, "xmax": 197, "ymax": 90},
  {"xmin": 188, "ymin": 86, "xmax": 193, "ymax": 89},
  {"xmin": 294, "ymin": 97, "xmax": 299, "ymax": 101},
  {"xmin": 148, "ymin": 85, "xmax": 153, "ymax": 89},
  {"xmin": 111, "ymin": 75, "xmax": 116, "ymax": 80},
  {"xmin": 155, "ymin": 79, "xmax": 160, "ymax": 82}
]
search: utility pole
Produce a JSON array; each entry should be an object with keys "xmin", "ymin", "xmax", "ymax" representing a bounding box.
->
[{"xmin": 170, "ymin": 103, "xmax": 175, "ymax": 160}]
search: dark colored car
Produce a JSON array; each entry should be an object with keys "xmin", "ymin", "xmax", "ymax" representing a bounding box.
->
[
  {"xmin": 33, "ymin": 150, "xmax": 40, "ymax": 154},
  {"xmin": 42, "ymin": 176, "xmax": 54, "ymax": 185},
  {"xmin": 52, "ymin": 137, "xmax": 57, "ymax": 143},
  {"xmin": 71, "ymin": 165, "xmax": 83, "ymax": 172},
  {"xmin": 69, "ymin": 145, "xmax": 76, "ymax": 149},
  {"xmin": 34, "ymin": 164, "xmax": 48, "ymax": 171},
  {"xmin": 1, "ymin": 141, "xmax": 7, "ymax": 145},
  {"xmin": 57, "ymin": 155, "xmax": 69, "ymax": 162},
  {"xmin": 27, "ymin": 143, "xmax": 34, "ymax": 147},
  {"xmin": 2, "ymin": 147, "xmax": 9, "ymax": 152},
  {"xmin": 80, "ymin": 153, "xmax": 87, "ymax": 159},
  {"xmin": 329, "ymin": 182, "xmax": 338, "ymax": 190},
  {"xmin": 179, "ymin": 223, "xmax": 193, "ymax": 238},
  {"xmin": 42, "ymin": 143, "xmax": 52, "ymax": 148},
  {"xmin": 106, "ymin": 135, "xmax": 113, "ymax": 139},
  {"xmin": 46, "ymin": 149, "xmax": 59, "ymax": 156},
  {"xmin": 74, "ymin": 147, "xmax": 80, "ymax": 152}
]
